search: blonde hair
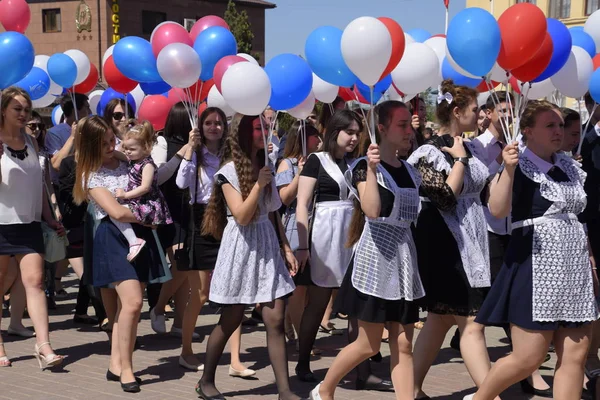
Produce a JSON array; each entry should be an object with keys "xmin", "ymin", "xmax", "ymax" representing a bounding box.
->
[
  {"xmin": 1, "ymin": 87, "xmax": 32, "ymax": 128},
  {"xmin": 123, "ymin": 120, "xmax": 155, "ymax": 153}
]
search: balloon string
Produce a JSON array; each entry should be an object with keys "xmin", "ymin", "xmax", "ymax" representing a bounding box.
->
[
  {"xmin": 195, "ymin": 82, "xmax": 204, "ymax": 128},
  {"xmin": 174, "ymin": 88, "xmax": 195, "ymax": 129},
  {"xmin": 124, "ymin": 91, "xmax": 129, "ymax": 121},
  {"xmin": 300, "ymin": 119, "xmax": 307, "ymax": 158},
  {"xmin": 352, "ymin": 91, "xmax": 371, "ymax": 142},
  {"xmin": 485, "ymin": 78, "xmax": 511, "ymax": 144},
  {"xmin": 269, "ymin": 110, "xmax": 279, "ymax": 146},
  {"xmin": 259, "ymin": 113, "xmax": 269, "ymax": 167},
  {"xmin": 369, "ymin": 86, "xmax": 376, "ymax": 144},
  {"xmin": 577, "ymin": 96, "xmax": 584, "ymax": 156},
  {"xmin": 578, "ymin": 103, "xmax": 598, "ymax": 155},
  {"xmin": 72, "ymin": 89, "xmax": 79, "ymax": 121},
  {"xmin": 328, "ymin": 102, "xmax": 334, "ymax": 115}
]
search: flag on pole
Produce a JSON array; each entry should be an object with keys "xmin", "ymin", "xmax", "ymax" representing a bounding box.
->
[{"xmin": 444, "ymin": 0, "xmax": 449, "ymax": 9}]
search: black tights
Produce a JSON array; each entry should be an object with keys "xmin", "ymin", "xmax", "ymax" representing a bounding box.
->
[
  {"xmin": 198, "ymin": 299, "xmax": 298, "ymax": 400},
  {"xmin": 75, "ymin": 280, "xmax": 106, "ymax": 322},
  {"xmin": 296, "ymin": 286, "xmax": 332, "ymax": 374}
]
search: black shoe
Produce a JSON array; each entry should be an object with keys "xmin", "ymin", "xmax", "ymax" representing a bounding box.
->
[
  {"xmin": 74, "ymin": 315, "xmax": 99, "ymax": 325},
  {"xmin": 370, "ymin": 352, "xmax": 383, "ymax": 363},
  {"xmin": 450, "ymin": 328, "xmax": 460, "ymax": 351},
  {"xmin": 251, "ymin": 308, "xmax": 263, "ymax": 322},
  {"xmin": 46, "ymin": 297, "xmax": 57, "ymax": 310},
  {"xmin": 120, "ymin": 380, "xmax": 141, "ymax": 393},
  {"xmin": 355, "ymin": 378, "xmax": 394, "ymax": 392},
  {"xmin": 295, "ymin": 366, "xmax": 317, "ymax": 382},
  {"xmin": 195, "ymin": 383, "xmax": 225, "ymax": 399},
  {"xmin": 519, "ymin": 379, "xmax": 552, "ymax": 398},
  {"xmin": 106, "ymin": 370, "xmax": 142, "ymax": 384}
]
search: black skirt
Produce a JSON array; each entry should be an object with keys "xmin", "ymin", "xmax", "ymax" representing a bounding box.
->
[
  {"xmin": 0, "ymin": 222, "xmax": 44, "ymax": 256},
  {"xmin": 177, "ymin": 204, "xmax": 220, "ymax": 271},
  {"xmin": 334, "ymin": 261, "xmax": 420, "ymax": 324}
]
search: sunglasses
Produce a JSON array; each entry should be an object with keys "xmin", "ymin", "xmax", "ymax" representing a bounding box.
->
[
  {"xmin": 26, "ymin": 123, "xmax": 45, "ymax": 130},
  {"xmin": 112, "ymin": 112, "xmax": 125, "ymax": 121}
]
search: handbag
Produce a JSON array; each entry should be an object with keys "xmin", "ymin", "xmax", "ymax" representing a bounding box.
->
[
  {"xmin": 173, "ymin": 151, "xmax": 199, "ymax": 268},
  {"xmin": 42, "ymin": 181, "xmax": 69, "ymax": 263}
]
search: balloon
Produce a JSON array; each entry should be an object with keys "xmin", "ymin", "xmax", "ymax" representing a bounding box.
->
[
  {"xmin": 265, "ymin": 53, "xmax": 313, "ymax": 110},
  {"xmin": 511, "ymin": 33, "xmax": 553, "ymax": 83},
  {"xmin": 570, "ymin": 28, "xmax": 596, "ymax": 58},
  {"xmin": 477, "ymin": 92, "xmax": 490, "ymax": 107},
  {"xmin": 104, "ymin": 56, "xmax": 137, "ymax": 94},
  {"xmin": 497, "ymin": 3, "xmax": 547, "ymax": 71},
  {"xmin": 167, "ymin": 88, "xmax": 190, "ymax": 105},
  {"xmin": 590, "ymin": 69, "xmax": 600, "ymax": 104},
  {"xmin": 405, "ymin": 33, "xmax": 415, "ymax": 45},
  {"xmin": 138, "ymin": 95, "xmax": 172, "ymax": 131},
  {"xmin": 157, "ymin": 43, "xmax": 202, "ymax": 89},
  {"xmin": 441, "ymin": 57, "xmax": 483, "ymax": 88},
  {"xmin": 98, "ymin": 89, "xmax": 136, "ymax": 116},
  {"xmin": 552, "ymin": 47, "xmax": 594, "ymax": 98},
  {"xmin": 0, "ymin": 32, "xmax": 34, "ymax": 89},
  {"xmin": 113, "ymin": 36, "xmax": 161, "ymax": 83},
  {"xmin": 221, "ymin": 62, "xmax": 271, "ymax": 116},
  {"xmin": 140, "ymin": 80, "xmax": 171, "ymax": 95},
  {"xmin": 190, "ymin": 15, "xmax": 230, "ymax": 42},
  {"xmin": 446, "ymin": 48, "xmax": 480, "ymax": 79},
  {"xmin": 305, "ymin": 26, "xmax": 357, "ymax": 87},
  {"xmin": 32, "ymin": 92, "xmax": 57, "ymax": 108},
  {"xmin": 338, "ymin": 87, "xmax": 355, "ymax": 102},
  {"xmin": 288, "ymin": 91, "xmax": 316, "ymax": 119},
  {"xmin": 64, "ymin": 49, "xmax": 91, "ymax": 85},
  {"xmin": 489, "ymin": 63, "xmax": 510, "ymax": 83},
  {"xmin": 47, "ymin": 53, "xmax": 78, "ymax": 88},
  {"xmin": 102, "ymin": 45, "xmax": 114, "ymax": 67},
  {"xmin": 476, "ymin": 80, "xmax": 500, "ymax": 93},
  {"xmin": 595, "ymin": 54, "xmax": 600, "ymax": 70},
  {"xmin": 51, "ymin": 105, "xmax": 63, "ymax": 126},
  {"xmin": 377, "ymin": 17, "xmax": 405, "ymax": 80},
  {"xmin": 356, "ymin": 75, "xmax": 392, "ymax": 104},
  {"xmin": 533, "ymin": 19, "xmax": 572, "ymax": 83},
  {"xmin": 424, "ymin": 36, "xmax": 447, "ymax": 84},
  {"xmin": 341, "ymin": 17, "xmax": 392, "ymax": 86},
  {"xmin": 206, "ymin": 85, "xmax": 235, "ymax": 117},
  {"xmin": 584, "ymin": 10, "xmax": 600, "ymax": 53},
  {"xmin": 509, "ymin": 75, "xmax": 522, "ymax": 94},
  {"xmin": 391, "ymin": 43, "xmax": 440, "ymax": 94},
  {"xmin": 447, "ymin": 7, "xmax": 501, "ymax": 77},
  {"xmin": 188, "ymin": 78, "xmax": 214, "ymax": 103},
  {"xmin": 130, "ymin": 85, "xmax": 145, "ymax": 112},
  {"xmin": 213, "ymin": 55, "xmax": 248, "ymax": 93},
  {"xmin": 524, "ymin": 78, "xmax": 555, "ymax": 100},
  {"xmin": 88, "ymin": 90, "xmax": 104, "ymax": 115},
  {"xmin": 312, "ymin": 73, "xmax": 338, "ymax": 103},
  {"xmin": 151, "ymin": 22, "xmax": 193, "ymax": 57},
  {"xmin": 73, "ymin": 63, "xmax": 98, "ymax": 94},
  {"xmin": 193, "ymin": 26, "xmax": 237, "ymax": 81},
  {"xmin": 406, "ymin": 29, "xmax": 431, "ymax": 43},
  {"xmin": 197, "ymin": 102, "xmax": 207, "ymax": 117},
  {"xmin": 237, "ymin": 53, "xmax": 259, "ymax": 65},
  {"xmin": 0, "ymin": 0, "xmax": 30, "ymax": 33},
  {"xmin": 14, "ymin": 67, "xmax": 50, "ymax": 100}
]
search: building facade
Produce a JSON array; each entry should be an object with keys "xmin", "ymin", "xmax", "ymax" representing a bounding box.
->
[{"xmin": 1, "ymin": 0, "xmax": 275, "ymax": 83}]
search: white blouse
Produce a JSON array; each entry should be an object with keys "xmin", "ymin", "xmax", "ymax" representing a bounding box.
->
[
  {"xmin": 86, "ymin": 161, "xmax": 130, "ymax": 219},
  {"xmin": 176, "ymin": 147, "xmax": 220, "ymax": 204}
]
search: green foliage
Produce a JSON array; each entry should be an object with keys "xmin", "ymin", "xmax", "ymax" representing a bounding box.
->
[{"xmin": 224, "ymin": 0, "xmax": 255, "ymax": 55}]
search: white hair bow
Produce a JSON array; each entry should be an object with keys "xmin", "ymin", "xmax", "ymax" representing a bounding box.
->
[{"xmin": 437, "ymin": 92, "xmax": 453, "ymax": 105}]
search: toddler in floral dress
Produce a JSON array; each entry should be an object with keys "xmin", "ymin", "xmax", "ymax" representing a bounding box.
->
[{"xmin": 115, "ymin": 121, "xmax": 172, "ymax": 261}]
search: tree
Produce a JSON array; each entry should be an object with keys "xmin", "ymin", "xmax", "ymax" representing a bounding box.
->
[{"xmin": 224, "ymin": 0, "xmax": 258, "ymax": 60}]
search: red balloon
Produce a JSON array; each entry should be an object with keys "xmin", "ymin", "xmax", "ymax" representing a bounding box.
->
[
  {"xmin": 338, "ymin": 87, "xmax": 355, "ymax": 102},
  {"xmin": 104, "ymin": 56, "xmax": 137, "ymax": 94},
  {"xmin": 594, "ymin": 54, "xmax": 600, "ymax": 71},
  {"xmin": 509, "ymin": 75, "xmax": 521, "ymax": 95},
  {"xmin": 213, "ymin": 56, "xmax": 248, "ymax": 93},
  {"xmin": 0, "ymin": 0, "xmax": 30, "ymax": 33},
  {"xmin": 353, "ymin": 85, "xmax": 369, "ymax": 104},
  {"xmin": 138, "ymin": 95, "xmax": 172, "ymax": 131},
  {"xmin": 510, "ymin": 33, "xmax": 553, "ymax": 83},
  {"xmin": 431, "ymin": 34, "xmax": 447, "ymax": 38},
  {"xmin": 71, "ymin": 64, "xmax": 99, "ymax": 94},
  {"xmin": 198, "ymin": 102, "xmax": 207, "ymax": 116},
  {"xmin": 151, "ymin": 23, "xmax": 193, "ymax": 57},
  {"xmin": 166, "ymin": 79, "xmax": 214, "ymax": 105},
  {"xmin": 190, "ymin": 15, "xmax": 230, "ymax": 42},
  {"xmin": 167, "ymin": 88, "xmax": 190, "ymax": 105},
  {"xmin": 497, "ymin": 3, "xmax": 547, "ymax": 71},
  {"xmin": 377, "ymin": 17, "xmax": 405, "ymax": 80},
  {"xmin": 476, "ymin": 80, "xmax": 501, "ymax": 93}
]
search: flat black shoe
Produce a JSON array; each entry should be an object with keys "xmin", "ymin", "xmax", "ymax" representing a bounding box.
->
[
  {"xmin": 355, "ymin": 378, "xmax": 394, "ymax": 392},
  {"xmin": 295, "ymin": 367, "xmax": 317, "ymax": 383},
  {"xmin": 74, "ymin": 315, "xmax": 99, "ymax": 325},
  {"xmin": 120, "ymin": 380, "xmax": 141, "ymax": 393},
  {"xmin": 195, "ymin": 383, "xmax": 226, "ymax": 399},
  {"xmin": 450, "ymin": 328, "xmax": 461, "ymax": 351},
  {"xmin": 370, "ymin": 352, "xmax": 383, "ymax": 363},
  {"xmin": 520, "ymin": 379, "xmax": 552, "ymax": 398},
  {"xmin": 106, "ymin": 370, "xmax": 142, "ymax": 384}
]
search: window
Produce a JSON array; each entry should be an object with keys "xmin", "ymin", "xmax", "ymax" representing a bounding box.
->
[
  {"xmin": 184, "ymin": 18, "xmax": 196, "ymax": 31},
  {"xmin": 42, "ymin": 9, "xmax": 61, "ymax": 33},
  {"xmin": 549, "ymin": 0, "xmax": 571, "ymax": 19},
  {"xmin": 142, "ymin": 10, "xmax": 166, "ymax": 35},
  {"xmin": 516, "ymin": 0, "xmax": 536, "ymax": 4},
  {"xmin": 587, "ymin": 0, "xmax": 600, "ymax": 14}
]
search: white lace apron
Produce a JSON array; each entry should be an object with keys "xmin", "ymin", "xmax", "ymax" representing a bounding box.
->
[
  {"xmin": 346, "ymin": 159, "xmax": 426, "ymax": 301},
  {"xmin": 408, "ymin": 142, "xmax": 491, "ymax": 288},
  {"xmin": 310, "ymin": 152, "xmax": 354, "ymax": 288},
  {"xmin": 513, "ymin": 154, "xmax": 599, "ymax": 322}
]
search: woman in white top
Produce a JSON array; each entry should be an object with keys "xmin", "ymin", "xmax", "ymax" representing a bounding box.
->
[{"xmin": 0, "ymin": 87, "xmax": 65, "ymax": 368}]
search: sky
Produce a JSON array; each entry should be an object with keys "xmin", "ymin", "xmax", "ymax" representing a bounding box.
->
[{"xmin": 264, "ymin": 0, "xmax": 467, "ymax": 62}]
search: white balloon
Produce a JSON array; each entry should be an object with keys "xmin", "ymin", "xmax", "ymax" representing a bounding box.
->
[
  {"xmin": 446, "ymin": 45, "xmax": 480, "ymax": 79},
  {"xmin": 65, "ymin": 49, "xmax": 91, "ymax": 85},
  {"xmin": 489, "ymin": 63, "xmax": 509, "ymax": 83},
  {"xmin": 522, "ymin": 78, "xmax": 555, "ymax": 100},
  {"xmin": 312, "ymin": 73, "xmax": 338, "ymax": 103},
  {"xmin": 237, "ymin": 53, "xmax": 259, "ymax": 66},
  {"xmin": 88, "ymin": 89, "xmax": 104, "ymax": 115},
  {"xmin": 584, "ymin": 10, "xmax": 600, "ymax": 54},
  {"xmin": 477, "ymin": 92, "xmax": 490, "ymax": 107},
  {"xmin": 35, "ymin": 55, "xmax": 62, "ymax": 96},
  {"xmin": 34, "ymin": 55, "xmax": 49, "ymax": 69},
  {"xmin": 52, "ymin": 106, "xmax": 64, "ymax": 126},
  {"xmin": 221, "ymin": 62, "xmax": 271, "ymax": 116},
  {"xmin": 405, "ymin": 34, "xmax": 415, "ymax": 45},
  {"xmin": 207, "ymin": 85, "xmax": 235, "ymax": 117},
  {"xmin": 341, "ymin": 17, "xmax": 392, "ymax": 86},
  {"xmin": 391, "ymin": 43, "xmax": 440, "ymax": 95},
  {"xmin": 288, "ymin": 91, "xmax": 316, "ymax": 119},
  {"xmin": 157, "ymin": 43, "xmax": 202, "ymax": 89},
  {"xmin": 32, "ymin": 93, "xmax": 56, "ymax": 108},
  {"xmin": 103, "ymin": 45, "xmax": 115, "ymax": 67},
  {"xmin": 130, "ymin": 85, "xmax": 145, "ymax": 114},
  {"xmin": 551, "ymin": 47, "xmax": 593, "ymax": 99},
  {"xmin": 424, "ymin": 36, "xmax": 446, "ymax": 87}
]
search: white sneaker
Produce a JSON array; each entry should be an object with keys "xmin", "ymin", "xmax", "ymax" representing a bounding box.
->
[
  {"xmin": 170, "ymin": 326, "xmax": 200, "ymax": 340},
  {"xmin": 150, "ymin": 308, "xmax": 166, "ymax": 334},
  {"xmin": 463, "ymin": 395, "xmax": 475, "ymax": 400},
  {"xmin": 310, "ymin": 383, "xmax": 323, "ymax": 400},
  {"xmin": 127, "ymin": 239, "xmax": 146, "ymax": 262}
]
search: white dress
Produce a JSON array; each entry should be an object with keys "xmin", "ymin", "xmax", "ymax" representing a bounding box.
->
[{"xmin": 209, "ymin": 161, "xmax": 296, "ymax": 304}]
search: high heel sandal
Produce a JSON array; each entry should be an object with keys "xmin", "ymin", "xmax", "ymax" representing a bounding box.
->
[
  {"xmin": 33, "ymin": 342, "xmax": 63, "ymax": 370},
  {"xmin": 0, "ymin": 343, "xmax": 11, "ymax": 367}
]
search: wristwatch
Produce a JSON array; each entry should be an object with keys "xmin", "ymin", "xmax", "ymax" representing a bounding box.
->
[{"xmin": 454, "ymin": 157, "xmax": 469, "ymax": 166}]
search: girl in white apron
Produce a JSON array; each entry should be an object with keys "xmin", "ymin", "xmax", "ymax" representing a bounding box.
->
[
  {"xmin": 311, "ymin": 101, "xmax": 425, "ymax": 400},
  {"xmin": 407, "ymin": 80, "xmax": 495, "ymax": 400},
  {"xmin": 472, "ymin": 101, "xmax": 599, "ymax": 400}
]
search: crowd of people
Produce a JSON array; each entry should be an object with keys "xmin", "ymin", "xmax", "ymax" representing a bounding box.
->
[{"xmin": 0, "ymin": 78, "xmax": 599, "ymax": 400}]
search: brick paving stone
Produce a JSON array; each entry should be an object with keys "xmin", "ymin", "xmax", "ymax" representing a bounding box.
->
[{"xmin": 0, "ymin": 271, "xmax": 583, "ymax": 399}]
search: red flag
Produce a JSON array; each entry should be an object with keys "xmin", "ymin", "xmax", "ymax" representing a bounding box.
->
[{"xmin": 444, "ymin": 0, "xmax": 449, "ymax": 8}]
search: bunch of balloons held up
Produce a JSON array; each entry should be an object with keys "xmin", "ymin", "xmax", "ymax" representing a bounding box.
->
[{"xmin": 2, "ymin": 0, "xmax": 600, "ymax": 149}]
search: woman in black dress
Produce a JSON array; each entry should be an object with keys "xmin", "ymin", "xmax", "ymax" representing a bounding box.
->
[{"xmin": 472, "ymin": 101, "xmax": 598, "ymax": 400}]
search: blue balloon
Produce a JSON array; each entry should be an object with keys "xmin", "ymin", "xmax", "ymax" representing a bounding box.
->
[
  {"xmin": 265, "ymin": 53, "xmax": 313, "ymax": 110},
  {"xmin": 14, "ymin": 67, "xmax": 51, "ymax": 101},
  {"xmin": 305, "ymin": 26, "xmax": 357, "ymax": 88},
  {"xmin": 0, "ymin": 32, "xmax": 35, "ymax": 90},
  {"xmin": 356, "ymin": 75, "xmax": 392, "ymax": 104},
  {"xmin": 570, "ymin": 28, "xmax": 596, "ymax": 58},
  {"xmin": 571, "ymin": 26, "xmax": 585, "ymax": 32},
  {"xmin": 97, "ymin": 88, "xmax": 136, "ymax": 117},
  {"xmin": 407, "ymin": 29, "xmax": 432, "ymax": 43},
  {"xmin": 113, "ymin": 37, "xmax": 161, "ymax": 83},
  {"xmin": 193, "ymin": 26, "xmax": 237, "ymax": 81},
  {"xmin": 590, "ymin": 69, "xmax": 600, "ymax": 104},
  {"xmin": 442, "ymin": 58, "xmax": 482, "ymax": 88},
  {"xmin": 447, "ymin": 8, "xmax": 501, "ymax": 77},
  {"xmin": 140, "ymin": 80, "xmax": 171, "ymax": 95},
  {"xmin": 52, "ymin": 105, "xmax": 63, "ymax": 126},
  {"xmin": 47, "ymin": 53, "xmax": 78, "ymax": 88},
  {"xmin": 533, "ymin": 19, "xmax": 572, "ymax": 82}
]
